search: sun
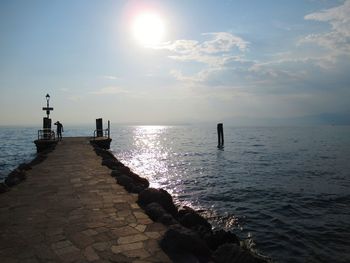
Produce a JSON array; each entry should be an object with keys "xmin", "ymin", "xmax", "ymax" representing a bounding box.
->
[{"xmin": 132, "ymin": 12, "xmax": 165, "ymax": 47}]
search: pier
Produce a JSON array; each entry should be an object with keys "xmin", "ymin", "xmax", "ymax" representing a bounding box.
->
[{"xmin": 0, "ymin": 137, "xmax": 171, "ymax": 262}]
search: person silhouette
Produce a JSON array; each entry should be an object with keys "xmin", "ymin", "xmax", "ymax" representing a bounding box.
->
[{"xmin": 54, "ymin": 121, "xmax": 64, "ymax": 140}]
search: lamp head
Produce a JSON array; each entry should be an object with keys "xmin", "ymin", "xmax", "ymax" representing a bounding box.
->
[{"xmin": 46, "ymin": 94, "xmax": 50, "ymax": 102}]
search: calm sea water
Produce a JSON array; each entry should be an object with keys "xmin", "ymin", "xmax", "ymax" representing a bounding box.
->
[{"xmin": 1, "ymin": 125, "xmax": 350, "ymax": 263}]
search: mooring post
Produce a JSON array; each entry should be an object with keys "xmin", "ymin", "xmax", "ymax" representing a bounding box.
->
[
  {"xmin": 217, "ymin": 123, "xmax": 224, "ymax": 148},
  {"xmin": 96, "ymin": 118, "xmax": 103, "ymax": 137},
  {"xmin": 108, "ymin": 120, "xmax": 110, "ymax": 139}
]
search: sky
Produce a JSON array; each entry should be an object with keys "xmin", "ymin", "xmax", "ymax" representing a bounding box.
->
[{"xmin": 1, "ymin": 0, "xmax": 350, "ymax": 126}]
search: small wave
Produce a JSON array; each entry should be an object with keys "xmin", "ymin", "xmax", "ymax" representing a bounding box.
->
[{"xmin": 244, "ymin": 151, "xmax": 260, "ymax": 154}]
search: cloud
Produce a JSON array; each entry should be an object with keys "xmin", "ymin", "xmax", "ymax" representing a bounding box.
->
[
  {"xmin": 170, "ymin": 67, "xmax": 223, "ymax": 83},
  {"xmin": 89, "ymin": 86, "xmax": 128, "ymax": 95},
  {"xmin": 150, "ymin": 7, "xmax": 350, "ymax": 118},
  {"xmin": 155, "ymin": 32, "xmax": 249, "ymax": 66},
  {"xmin": 301, "ymin": 0, "xmax": 350, "ymax": 54},
  {"xmin": 201, "ymin": 32, "xmax": 249, "ymax": 53},
  {"xmin": 101, "ymin": 75, "xmax": 119, "ymax": 80},
  {"xmin": 153, "ymin": 32, "xmax": 250, "ymax": 84}
]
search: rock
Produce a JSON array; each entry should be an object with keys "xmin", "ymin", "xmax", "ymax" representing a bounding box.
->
[
  {"xmin": 28, "ymin": 154, "xmax": 46, "ymax": 166},
  {"xmin": 96, "ymin": 149, "xmax": 115, "ymax": 160},
  {"xmin": 17, "ymin": 163, "xmax": 32, "ymax": 171},
  {"xmin": 127, "ymin": 172, "xmax": 149, "ymax": 188},
  {"xmin": 179, "ymin": 210, "xmax": 212, "ymax": 231},
  {"xmin": 178, "ymin": 206, "xmax": 196, "ymax": 217},
  {"xmin": 138, "ymin": 188, "xmax": 178, "ymax": 217},
  {"xmin": 111, "ymin": 170, "xmax": 121, "ymax": 178},
  {"xmin": 101, "ymin": 159, "xmax": 121, "ymax": 169},
  {"xmin": 5, "ymin": 169, "xmax": 26, "ymax": 187},
  {"xmin": 213, "ymin": 243, "xmax": 268, "ymax": 263},
  {"xmin": 160, "ymin": 224, "xmax": 211, "ymax": 261},
  {"xmin": 116, "ymin": 174, "xmax": 147, "ymax": 193},
  {"xmin": 145, "ymin": 202, "xmax": 177, "ymax": 225},
  {"xmin": 160, "ymin": 214, "xmax": 178, "ymax": 226},
  {"xmin": 129, "ymin": 184, "xmax": 145, "ymax": 193},
  {"xmin": 116, "ymin": 175, "xmax": 134, "ymax": 189},
  {"xmin": 205, "ymin": 229, "xmax": 240, "ymax": 250},
  {"xmin": 117, "ymin": 166, "xmax": 131, "ymax": 174},
  {"xmin": 0, "ymin": 182, "xmax": 9, "ymax": 193},
  {"xmin": 145, "ymin": 202, "xmax": 167, "ymax": 221}
]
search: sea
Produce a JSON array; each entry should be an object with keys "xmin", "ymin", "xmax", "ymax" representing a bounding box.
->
[{"xmin": 1, "ymin": 125, "xmax": 349, "ymax": 263}]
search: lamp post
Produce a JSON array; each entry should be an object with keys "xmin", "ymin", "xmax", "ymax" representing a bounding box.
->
[
  {"xmin": 45, "ymin": 94, "xmax": 50, "ymax": 118},
  {"xmin": 42, "ymin": 94, "xmax": 54, "ymax": 139}
]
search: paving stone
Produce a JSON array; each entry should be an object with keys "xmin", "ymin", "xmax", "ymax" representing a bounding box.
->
[
  {"xmin": 51, "ymin": 240, "xmax": 73, "ymax": 250},
  {"xmin": 126, "ymin": 214, "xmax": 137, "ymax": 223},
  {"xmin": 135, "ymin": 224, "xmax": 147, "ymax": 233},
  {"xmin": 0, "ymin": 257, "xmax": 18, "ymax": 263},
  {"xmin": 108, "ymin": 252, "xmax": 134, "ymax": 262},
  {"xmin": 137, "ymin": 218, "xmax": 153, "ymax": 225},
  {"xmin": 111, "ymin": 226, "xmax": 140, "ymax": 237},
  {"xmin": 54, "ymin": 244, "xmax": 80, "ymax": 255},
  {"xmin": 83, "ymin": 229, "xmax": 98, "ymax": 236},
  {"xmin": 46, "ymin": 228, "xmax": 63, "ymax": 236},
  {"xmin": 70, "ymin": 232, "xmax": 95, "ymax": 248},
  {"xmin": 34, "ymin": 244, "xmax": 57, "ymax": 260},
  {"xmin": 92, "ymin": 241, "xmax": 110, "ymax": 251},
  {"xmin": 84, "ymin": 245, "xmax": 100, "ymax": 262},
  {"xmin": 95, "ymin": 226, "xmax": 108, "ymax": 233},
  {"xmin": 145, "ymin": 232, "xmax": 161, "ymax": 239},
  {"xmin": 144, "ymin": 239, "xmax": 161, "ymax": 253},
  {"xmin": 122, "ymin": 248, "xmax": 151, "ymax": 259},
  {"xmin": 21, "ymin": 257, "xmax": 40, "ymax": 263},
  {"xmin": 111, "ymin": 242, "xmax": 144, "ymax": 254},
  {"xmin": 145, "ymin": 223, "xmax": 166, "ymax": 232},
  {"xmin": 131, "ymin": 203, "xmax": 140, "ymax": 209},
  {"xmin": 118, "ymin": 234, "xmax": 149, "ymax": 245},
  {"xmin": 58, "ymin": 250, "xmax": 84, "ymax": 262},
  {"xmin": 93, "ymin": 232, "xmax": 111, "ymax": 242},
  {"xmin": 153, "ymin": 251, "xmax": 173, "ymax": 263},
  {"xmin": 133, "ymin": 211, "xmax": 149, "ymax": 220},
  {"xmin": 17, "ymin": 248, "xmax": 36, "ymax": 259},
  {"xmin": 118, "ymin": 209, "xmax": 132, "ymax": 217}
]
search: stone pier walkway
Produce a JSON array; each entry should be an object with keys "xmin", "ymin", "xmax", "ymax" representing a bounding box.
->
[{"xmin": 0, "ymin": 137, "xmax": 171, "ymax": 263}]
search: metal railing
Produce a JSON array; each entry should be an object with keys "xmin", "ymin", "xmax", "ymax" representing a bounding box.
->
[
  {"xmin": 37, "ymin": 129, "xmax": 56, "ymax": 140},
  {"xmin": 93, "ymin": 120, "xmax": 110, "ymax": 139},
  {"xmin": 93, "ymin": 128, "xmax": 110, "ymax": 139}
]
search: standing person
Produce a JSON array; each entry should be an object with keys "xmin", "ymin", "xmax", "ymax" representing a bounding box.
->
[{"xmin": 54, "ymin": 121, "xmax": 64, "ymax": 140}]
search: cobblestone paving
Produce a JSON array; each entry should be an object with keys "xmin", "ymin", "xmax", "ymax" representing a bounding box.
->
[{"xmin": 0, "ymin": 137, "xmax": 171, "ymax": 262}]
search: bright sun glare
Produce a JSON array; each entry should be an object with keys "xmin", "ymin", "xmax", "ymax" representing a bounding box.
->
[{"xmin": 132, "ymin": 12, "xmax": 165, "ymax": 47}]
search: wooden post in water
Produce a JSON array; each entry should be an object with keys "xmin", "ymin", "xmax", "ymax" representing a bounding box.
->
[
  {"xmin": 108, "ymin": 120, "xmax": 110, "ymax": 139},
  {"xmin": 217, "ymin": 123, "xmax": 224, "ymax": 148}
]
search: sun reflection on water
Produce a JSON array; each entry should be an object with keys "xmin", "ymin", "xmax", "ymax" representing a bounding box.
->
[{"xmin": 128, "ymin": 126, "xmax": 172, "ymax": 189}]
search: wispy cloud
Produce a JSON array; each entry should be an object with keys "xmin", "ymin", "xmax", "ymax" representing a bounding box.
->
[
  {"xmin": 101, "ymin": 75, "xmax": 119, "ymax": 80},
  {"xmin": 155, "ymin": 32, "xmax": 249, "ymax": 66},
  {"xmin": 301, "ymin": 0, "xmax": 350, "ymax": 54},
  {"xmin": 89, "ymin": 86, "xmax": 128, "ymax": 95},
  {"xmin": 153, "ymin": 32, "xmax": 249, "ymax": 84}
]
